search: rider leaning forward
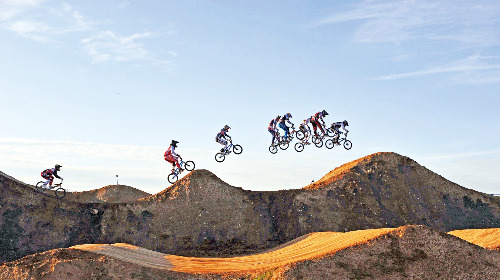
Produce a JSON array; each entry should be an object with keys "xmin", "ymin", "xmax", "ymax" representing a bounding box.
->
[
  {"xmin": 311, "ymin": 110, "xmax": 329, "ymax": 137},
  {"xmin": 40, "ymin": 164, "xmax": 63, "ymax": 189},
  {"xmin": 164, "ymin": 140, "xmax": 183, "ymax": 173},
  {"xmin": 216, "ymin": 125, "xmax": 232, "ymax": 152}
]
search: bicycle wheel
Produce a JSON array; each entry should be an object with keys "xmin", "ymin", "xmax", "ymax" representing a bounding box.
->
[
  {"xmin": 279, "ymin": 141, "xmax": 289, "ymax": 150},
  {"xmin": 269, "ymin": 145, "xmax": 278, "ymax": 154},
  {"xmin": 35, "ymin": 181, "xmax": 47, "ymax": 192},
  {"xmin": 343, "ymin": 140, "xmax": 352, "ymax": 150},
  {"xmin": 315, "ymin": 139, "xmax": 323, "ymax": 148},
  {"xmin": 295, "ymin": 142, "xmax": 304, "ymax": 152},
  {"xmin": 296, "ymin": 130, "xmax": 305, "ymax": 140},
  {"xmin": 55, "ymin": 187, "xmax": 66, "ymax": 199},
  {"xmin": 168, "ymin": 173, "xmax": 178, "ymax": 184},
  {"xmin": 312, "ymin": 135, "xmax": 321, "ymax": 144},
  {"xmin": 215, "ymin": 153, "xmax": 225, "ymax": 162},
  {"xmin": 185, "ymin": 161, "xmax": 195, "ymax": 171},
  {"xmin": 233, "ymin": 144, "xmax": 243, "ymax": 154},
  {"xmin": 325, "ymin": 139, "xmax": 334, "ymax": 149}
]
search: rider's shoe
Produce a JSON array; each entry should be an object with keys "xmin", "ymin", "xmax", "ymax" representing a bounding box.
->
[
  {"xmin": 220, "ymin": 148, "xmax": 224, "ymax": 152},
  {"xmin": 180, "ymin": 168, "xmax": 184, "ymax": 173}
]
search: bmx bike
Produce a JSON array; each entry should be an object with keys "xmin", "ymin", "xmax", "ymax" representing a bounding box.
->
[
  {"xmin": 325, "ymin": 131, "xmax": 352, "ymax": 150},
  {"xmin": 215, "ymin": 140, "xmax": 243, "ymax": 162},
  {"xmin": 36, "ymin": 179, "xmax": 66, "ymax": 199},
  {"xmin": 167, "ymin": 157, "xmax": 195, "ymax": 184}
]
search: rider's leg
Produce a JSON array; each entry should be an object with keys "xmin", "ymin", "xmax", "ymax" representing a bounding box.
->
[
  {"xmin": 312, "ymin": 122, "xmax": 318, "ymax": 137},
  {"xmin": 269, "ymin": 129, "xmax": 276, "ymax": 145}
]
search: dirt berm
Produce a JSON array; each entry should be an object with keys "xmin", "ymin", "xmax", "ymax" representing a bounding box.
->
[
  {"xmin": 1, "ymin": 152, "xmax": 499, "ymax": 264},
  {"xmin": 1, "ymin": 225, "xmax": 499, "ymax": 279}
]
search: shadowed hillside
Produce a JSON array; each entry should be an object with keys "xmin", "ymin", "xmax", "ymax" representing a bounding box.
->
[
  {"xmin": 1, "ymin": 226, "xmax": 499, "ymax": 279},
  {"xmin": 1, "ymin": 152, "xmax": 499, "ymax": 265}
]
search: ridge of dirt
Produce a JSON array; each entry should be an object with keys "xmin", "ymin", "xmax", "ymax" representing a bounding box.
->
[
  {"xmin": 1, "ymin": 152, "xmax": 499, "ymax": 265},
  {"xmin": 449, "ymin": 228, "xmax": 500, "ymax": 251},
  {"xmin": 65, "ymin": 184, "xmax": 151, "ymax": 203},
  {"xmin": 2, "ymin": 225, "xmax": 499, "ymax": 279}
]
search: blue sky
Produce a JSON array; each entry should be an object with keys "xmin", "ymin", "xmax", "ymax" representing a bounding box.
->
[{"xmin": 1, "ymin": 0, "xmax": 499, "ymax": 195}]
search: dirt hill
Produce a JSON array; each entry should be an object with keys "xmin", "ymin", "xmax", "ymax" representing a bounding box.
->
[
  {"xmin": 1, "ymin": 152, "xmax": 499, "ymax": 265},
  {"xmin": 65, "ymin": 185, "xmax": 151, "ymax": 203},
  {"xmin": 1, "ymin": 226, "xmax": 499, "ymax": 279}
]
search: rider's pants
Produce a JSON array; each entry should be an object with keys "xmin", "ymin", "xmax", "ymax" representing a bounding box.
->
[
  {"xmin": 278, "ymin": 122, "xmax": 289, "ymax": 139},
  {"xmin": 165, "ymin": 155, "xmax": 181, "ymax": 169}
]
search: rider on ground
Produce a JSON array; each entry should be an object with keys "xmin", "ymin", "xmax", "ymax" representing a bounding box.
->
[
  {"xmin": 278, "ymin": 113, "xmax": 294, "ymax": 141},
  {"xmin": 216, "ymin": 125, "xmax": 232, "ymax": 152},
  {"xmin": 164, "ymin": 140, "xmax": 182, "ymax": 173},
  {"xmin": 311, "ymin": 110, "xmax": 329, "ymax": 137},
  {"xmin": 41, "ymin": 164, "xmax": 63, "ymax": 189}
]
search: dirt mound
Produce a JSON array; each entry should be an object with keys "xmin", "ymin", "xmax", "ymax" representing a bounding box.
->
[
  {"xmin": 1, "ymin": 152, "xmax": 499, "ymax": 265},
  {"xmin": 66, "ymin": 185, "xmax": 151, "ymax": 203},
  {"xmin": 2, "ymin": 226, "xmax": 499, "ymax": 279},
  {"xmin": 449, "ymin": 228, "xmax": 500, "ymax": 251}
]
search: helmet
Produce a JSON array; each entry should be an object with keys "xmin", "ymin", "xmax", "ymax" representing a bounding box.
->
[
  {"xmin": 286, "ymin": 113, "xmax": 292, "ymax": 119},
  {"xmin": 55, "ymin": 164, "xmax": 62, "ymax": 170},
  {"xmin": 170, "ymin": 140, "xmax": 179, "ymax": 147},
  {"xmin": 322, "ymin": 110, "xmax": 329, "ymax": 116},
  {"xmin": 223, "ymin": 125, "xmax": 230, "ymax": 131},
  {"xmin": 275, "ymin": 115, "xmax": 281, "ymax": 121},
  {"xmin": 343, "ymin": 120, "xmax": 349, "ymax": 126}
]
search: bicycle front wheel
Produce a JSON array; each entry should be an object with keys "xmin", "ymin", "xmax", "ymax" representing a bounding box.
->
[
  {"xmin": 296, "ymin": 130, "xmax": 305, "ymax": 140},
  {"xmin": 269, "ymin": 145, "xmax": 278, "ymax": 154},
  {"xmin": 343, "ymin": 140, "xmax": 352, "ymax": 150},
  {"xmin": 325, "ymin": 139, "xmax": 334, "ymax": 149},
  {"xmin": 295, "ymin": 142, "xmax": 304, "ymax": 152},
  {"xmin": 215, "ymin": 153, "xmax": 225, "ymax": 162},
  {"xmin": 55, "ymin": 188, "xmax": 66, "ymax": 199},
  {"xmin": 233, "ymin": 144, "xmax": 243, "ymax": 154},
  {"xmin": 168, "ymin": 173, "xmax": 178, "ymax": 184},
  {"xmin": 184, "ymin": 161, "xmax": 195, "ymax": 171}
]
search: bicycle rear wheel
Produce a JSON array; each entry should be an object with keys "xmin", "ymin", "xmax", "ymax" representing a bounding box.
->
[
  {"xmin": 279, "ymin": 141, "xmax": 289, "ymax": 150},
  {"xmin": 233, "ymin": 144, "xmax": 243, "ymax": 154},
  {"xmin": 215, "ymin": 153, "xmax": 225, "ymax": 162},
  {"xmin": 185, "ymin": 161, "xmax": 195, "ymax": 171},
  {"xmin": 325, "ymin": 139, "xmax": 334, "ymax": 149},
  {"xmin": 55, "ymin": 187, "xmax": 66, "ymax": 199},
  {"xmin": 295, "ymin": 142, "xmax": 304, "ymax": 152},
  {"xmin": 315, "ymin": 139, "xmax": 323, "ymax": 148},
  {"xmin": 168, "ymin": 173, "xmax": 178, "ymax": 184},
  {"xmin": 269, "ymin": 145, "xmax": 278, "ymax": 154},
  {"xmin": 343, "ymin": 140, "xmax": 352, "ymax": 150}
]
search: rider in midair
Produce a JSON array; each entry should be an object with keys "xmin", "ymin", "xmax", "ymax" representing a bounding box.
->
[
  {"xmin": 40, "ymin": 164, "xmax": 63, "ymax": 189},
  {"xmin": 278, "ymin": 113, "xmax": 294, "ymax": 141},
  {"xmin": 268, "ymin": 117, "xmax": 279, "ymax": 146},
  {"xmin": 164, "ymin": 140, "xmax": 182, "ymax": 172},
  {"xmin": 216, "ymin": 125, "xmax": 232, "ymax": 152},
  {"xmin": 332, "ymin": 120, "xmax": 349, "ymax": 143},
  {"xmin": 300, "ymin": 117, "xmax": 312, "ymax": 144},
  {"xmin": 311, "ymin": 110, "xmax": 329, "ymax": 137}
]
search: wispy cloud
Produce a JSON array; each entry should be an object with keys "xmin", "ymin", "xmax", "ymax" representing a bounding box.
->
[
  {"xmin": 0, "ymin": 1, "xmax": 176, "ymax": 70},
  {"xmin": 321, "ymin": 0, "xmax": 500, "ymax": 46},
  {"xmin": 81, "ymin": 31, "xmax": 153, "ymax": 63},
  {"xmin": 374, "ymin": 54, "xmax": 500, "ymax": 83}
]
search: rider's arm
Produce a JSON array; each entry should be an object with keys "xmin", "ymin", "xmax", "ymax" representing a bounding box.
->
[
  {"xmin": 170, "ymin": 146, "xmax": 179, "ymax": 157},
  {"xmin": 53, "ymin": 170, "xmax": 62, "ymax": 179}
]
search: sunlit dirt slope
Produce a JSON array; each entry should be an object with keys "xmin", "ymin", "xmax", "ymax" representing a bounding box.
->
[
  {"xmin": 2, "ymin": 225, "xmax": 499, "ymax": 280},
  {"xmin": 449, "ymin": 228, "xmax": 500, "ymax": 251}
]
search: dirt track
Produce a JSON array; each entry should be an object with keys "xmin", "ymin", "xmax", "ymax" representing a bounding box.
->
[
  {"xmin": 72, "ymin": 227, "xmax": 500, "ymax": 276},
  {"xmin": 71, "ymin": 228, "xmax": 404, "ymax": 274}
]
